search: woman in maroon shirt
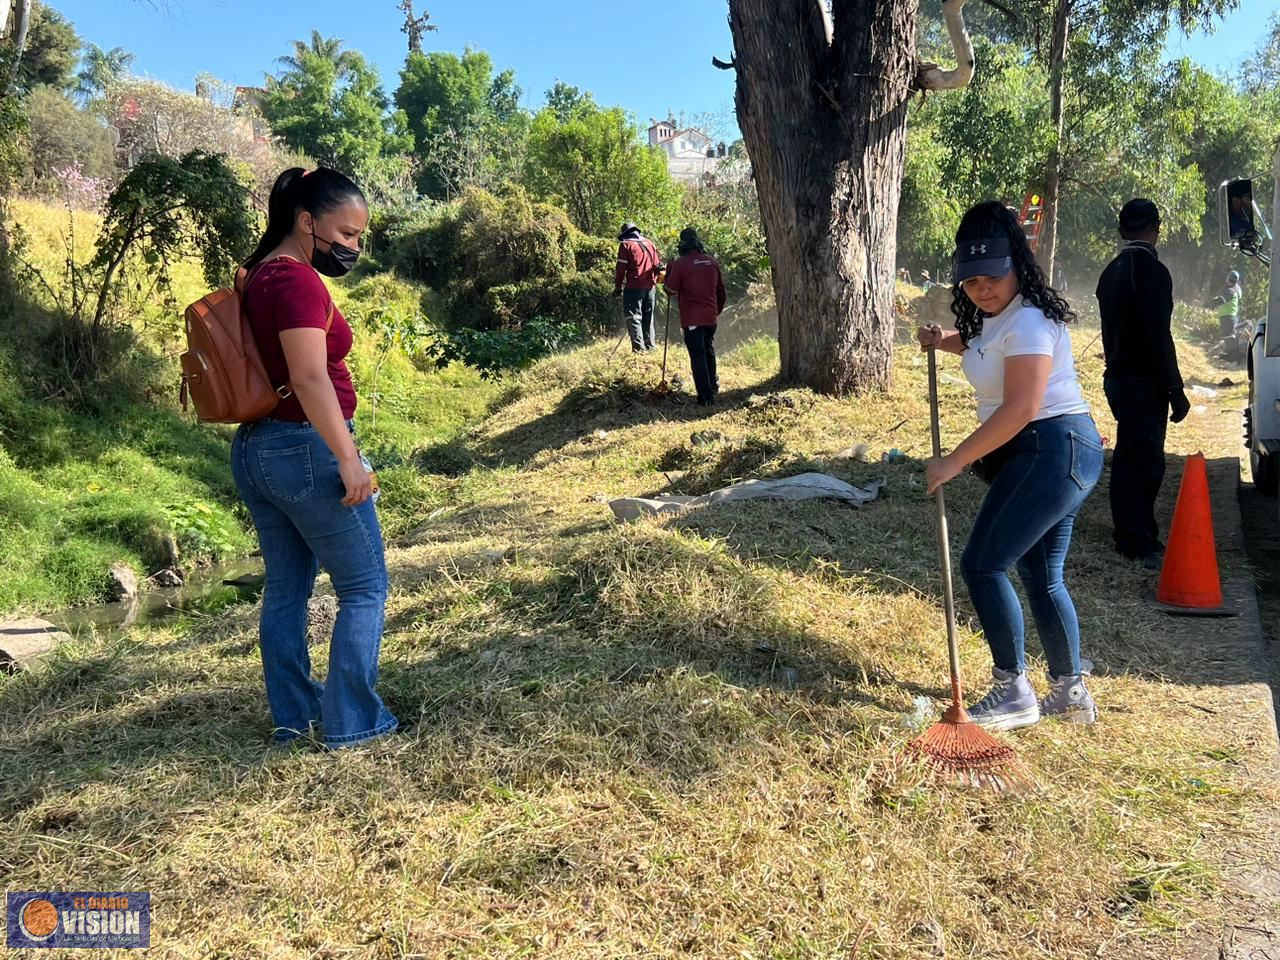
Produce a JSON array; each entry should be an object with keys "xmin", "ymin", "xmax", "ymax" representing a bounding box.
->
[{"xmin": 230, "ymin": 168, "xmax": 397, "ymax": 749}]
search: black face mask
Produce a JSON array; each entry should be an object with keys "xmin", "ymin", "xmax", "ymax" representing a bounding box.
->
[{"xmin": 310, "ymin": 224, "xmax": 359, "ymax": 278}]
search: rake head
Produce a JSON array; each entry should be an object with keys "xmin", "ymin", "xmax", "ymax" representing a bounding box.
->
[{"xmin": 905, "ymin": 703, "xmax": 1036, "ymax": 795}]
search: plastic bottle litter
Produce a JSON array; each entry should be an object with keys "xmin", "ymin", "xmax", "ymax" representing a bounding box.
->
[
  {"xmin": 881, "ymin": 448, "xmax": 907, "ymax": 464},
  {"xmin": 1191, "ymin": 386, "xmax": 1217, "ymax": 398},
  {"xmin": 900, "ymin": 695, "xmax": 935, "ymax": 732}
]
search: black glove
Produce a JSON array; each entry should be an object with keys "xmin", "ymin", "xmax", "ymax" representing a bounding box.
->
[
  {"xmin": 613, "ymin": 288, "xmax": 623, "ymax": 298},
  {"xmin": 1169, "ymin": 388, "xmax": 1191, "ymax": 424}
]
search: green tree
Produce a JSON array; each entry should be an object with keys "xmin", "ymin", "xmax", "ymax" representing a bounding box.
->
[
  {"xmin": 75, "ymin": 43, "xmax": 134, "ymax": 103},
  {"xmin": 25, "ymin": 85, "xmax": 117, "ymax": 182},
  {"xmin": 1156, "ymin": 58, "xmax": 1278, "ymax": 307},
  {"xmin": 544, "ymin": 81, "xmax": 587, "ymax": 123},
  {"xmin": 522, "ymin": 100, "xmax": 680, "ymax": 238},
  {"xmin": 1242, "ymin": 12, "xmax": 1280, "ymax": 96},
  {"xmin": 259, "ymin": 33, "xmax": 410, "ymax": 178},
  {"xmin": 8, "ymin": 1, "xmax": 79, "ymax": 94},
  {"xmin": 276, "ymin": 30, "xmax": 361, "ymax": 78},
  {"xmin": 91, "ymin": 151, "xmax": 256, "ymax": 327},
  {"xmin": 1004, "ymin": 0, "xmax": 1237, "ymax": 282},
  {"xmin": 394, "ymin": 47, "xmax": 526, "ymax": 197}
]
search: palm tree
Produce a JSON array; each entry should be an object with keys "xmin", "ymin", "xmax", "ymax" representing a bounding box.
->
[
  {"xmin": 275, "ymin": 31, "xmax": 360, "ymax": 80},
  {"xmin": 75, "ymin": 43, "xmax": 134, "ymax": 102}
]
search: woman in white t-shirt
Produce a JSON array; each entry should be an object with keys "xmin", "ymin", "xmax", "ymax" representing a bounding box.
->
[{"xmin": 916, "ymin": 201, "xmax": 1104, "ymax": 731}]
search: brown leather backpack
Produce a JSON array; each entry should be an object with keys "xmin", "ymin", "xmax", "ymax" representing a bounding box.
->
[{"xmin": 179, "ymin": 261, "xmax": 332, "ymax": 424}]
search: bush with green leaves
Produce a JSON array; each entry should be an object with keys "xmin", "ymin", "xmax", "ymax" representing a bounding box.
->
[
  {"xmin": 388, "ymin": 185, "xmax": 615, "ymax": 375},
  {"xmin": 425, "ymin": 315, "xmax": 579, "ymax": 380},
  {"xmin": 8, "ymin": 151, "xmax": 255, "ymax": 401}
]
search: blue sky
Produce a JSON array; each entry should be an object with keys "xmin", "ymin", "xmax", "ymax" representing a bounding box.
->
[{"xmin": 51, "ymin": 0, "xmax": 1274, "ymax": 140}]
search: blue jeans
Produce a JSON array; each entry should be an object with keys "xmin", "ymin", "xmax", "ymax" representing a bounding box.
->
[
  {"xmin": 231, "ymin": 419, "xmax": 397, "ymax": 748},
  {"xmin": 960, "ymin": 414, "xmax": 1104, "ymax": 677}
]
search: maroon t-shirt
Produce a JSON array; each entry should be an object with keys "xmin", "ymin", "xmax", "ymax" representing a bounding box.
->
[
  {"xmin": 663, "ymin": 252, "xmax": 727, "ymax": 329},
  {"xmin": 242, "ymin": 257, "xmax": 357, "ymax": 422}
]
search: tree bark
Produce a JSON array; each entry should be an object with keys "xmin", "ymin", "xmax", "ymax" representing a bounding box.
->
[
  {"xmin": 1, "ymin": 0, "xmax": 31, "ymax": 97},
  {"xmin": 1039, "ymin": 0, "xmax": 1070, "ymax": 285},
  {"xmin": 729, "ymin": 0, "xmax": 920, "ymax": 395}
]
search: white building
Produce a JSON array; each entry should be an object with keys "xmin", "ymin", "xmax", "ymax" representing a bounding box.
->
[{"xmin": 648, "ymin": 114, "xmax": 730, "ymax": 186}]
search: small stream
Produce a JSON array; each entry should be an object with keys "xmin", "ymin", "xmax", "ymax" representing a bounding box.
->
[{"xmin": 46, "ymin": 560, "xmax": 265, "ymax": 639}]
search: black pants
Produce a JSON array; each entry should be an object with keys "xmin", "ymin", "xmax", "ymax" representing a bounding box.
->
[
  {"xmin": 1103, "ymin": 375, "xmax": 1168, "ymax": 558},
  {"xmin": 684, "ymin": 326, "xmax": 718, "ymax": 403},
  {"xmin": 623, "ymin": 288, "xmax": 656, "ymax": 351}
]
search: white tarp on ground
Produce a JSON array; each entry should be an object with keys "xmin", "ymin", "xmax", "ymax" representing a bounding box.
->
[{"xmin": 609, "ymin": 472, "xmax": 885, "ymax": 523}]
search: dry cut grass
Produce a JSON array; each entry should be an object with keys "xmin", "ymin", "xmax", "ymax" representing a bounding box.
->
[{"xmin": 1, "ymin": 307, "xmax": 1277, "ymax": 959}]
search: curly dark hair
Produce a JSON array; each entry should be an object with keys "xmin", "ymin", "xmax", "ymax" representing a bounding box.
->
[{"xmin": 949, "ymin": 201, "xmax": 1074, "ymax": 345}]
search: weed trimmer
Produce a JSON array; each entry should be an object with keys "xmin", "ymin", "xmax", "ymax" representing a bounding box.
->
[
  {"xmin": 904, "ymin": 347, "xmax": 1034, "ymax": 794},
  {"xmin": 646, "ymin": 289, "xmax": 674, "ymax": 402},
  {"xmin": 607, "ymin": 294, "xmax": 630, "ymax": 362}
]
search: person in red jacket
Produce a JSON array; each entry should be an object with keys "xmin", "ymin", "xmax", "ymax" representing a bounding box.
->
[
  {"xmin": 614, "ymin": 222, "xmax": 662, "ymax": 352},
  {"xmin": 663, "ymin": 228, "xmax": 727, "ymax": 407}
]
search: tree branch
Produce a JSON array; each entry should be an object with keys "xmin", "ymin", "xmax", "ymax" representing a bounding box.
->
[{"xmin": 916, "ymin": 0, "xmax": 975, "ymax": 92}]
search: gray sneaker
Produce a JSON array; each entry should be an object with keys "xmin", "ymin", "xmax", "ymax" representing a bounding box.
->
[
  {"xmin": 967, "ymin": 667, "xmax": 1041, "ymax": 731},
  {"xmin": 1039, "ymin": 673, "xmax": 1097, "ymax": 724}
]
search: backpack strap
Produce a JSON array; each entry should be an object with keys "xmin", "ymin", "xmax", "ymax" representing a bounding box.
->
[{"xmin": 235, "ymin": 258, "xmax": 336, "ymax": 402}]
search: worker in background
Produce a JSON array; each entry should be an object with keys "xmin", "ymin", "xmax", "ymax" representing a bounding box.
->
[
  {"xmin": 1215, "ymin": 270, "xmax": 1243, "ymax": 342},
  {"xmin": 663, "ymin": 228, "xmax": 726, "ymax": 408},
  {"xmin": 920, "ymin": 269, "xmax": 935, "ymax": 292},
  {"xmin": 614, "ymin": 222, "xmax": 662, "ymax": 353},
  {"xmin": 1095, "ymin": 199, "xmax": 1191, "ymax": 570}
]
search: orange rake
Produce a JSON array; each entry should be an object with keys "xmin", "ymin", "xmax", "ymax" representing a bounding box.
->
[{"xmin": 904, "ymin": 348, "xmax": 1034, "ymax": 794}]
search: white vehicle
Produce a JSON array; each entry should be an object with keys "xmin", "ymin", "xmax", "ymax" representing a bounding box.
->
[{"xmin": 1225, "ymin": 145, "xmax": 1279, "ymax": 496}]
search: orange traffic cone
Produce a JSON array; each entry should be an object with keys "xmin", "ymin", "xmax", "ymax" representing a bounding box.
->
[{"xmin": 1152, "ymin": 453, "xmax": 1234, "ymax": 617}]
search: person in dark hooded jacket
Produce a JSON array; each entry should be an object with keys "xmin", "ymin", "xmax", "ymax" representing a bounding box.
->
[
  {"xmin": 664, "ymin": 228, "xmax": 727, "ymax": 407},
  {"xmin": 614, "ymin": 222, "xmax": 662, "ymax": 352}
]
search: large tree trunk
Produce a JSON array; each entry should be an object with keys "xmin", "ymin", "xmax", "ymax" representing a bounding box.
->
[
  {"xmin": 729, "ymin": 0, "xmax": 920, "ymax": 396},
  {"xmin": 1039, "ymin": 0, "xmax": 1070, "ymax": 285}
]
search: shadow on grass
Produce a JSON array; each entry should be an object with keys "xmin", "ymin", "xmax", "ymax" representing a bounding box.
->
[{"xmin": 464, "ymin": 374, "xmax": 787, "ymax": 469}]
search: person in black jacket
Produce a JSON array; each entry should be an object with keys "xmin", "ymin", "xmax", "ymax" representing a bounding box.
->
[{"xmin": 1095, "ymin": 199, "xmax": 1191, "ymax": 569}]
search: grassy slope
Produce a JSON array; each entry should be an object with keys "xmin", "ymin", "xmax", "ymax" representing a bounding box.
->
[
  {"xmin": 0, "ymin": 199, "xmax": 495, "ymax": 612},
  {"xmin": 1, "ymin": 290, "xmax": 1275, "ymax": 958}
]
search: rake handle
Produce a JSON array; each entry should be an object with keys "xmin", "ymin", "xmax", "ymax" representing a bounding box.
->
[{"xmin": 927, "ymin": 348, "xmax": 965, "ymax": 708}]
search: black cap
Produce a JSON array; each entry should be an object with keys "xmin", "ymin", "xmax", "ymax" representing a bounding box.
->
[
  {"xmin": 953, "ymin": 235, "xmax": 1013, "ymax": 282},
  {"xmin": 619, "ymin": 221, "xmax": 638, "ymax": 239},
  {"xmin": 1118, "ymin": 198, "xmax": 1160, "ymax": 233}
]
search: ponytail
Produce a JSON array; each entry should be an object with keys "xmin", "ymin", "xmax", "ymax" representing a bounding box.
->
[{"xmin": 243, "ymin": 167, "xmax": 368, "ymax": 269}]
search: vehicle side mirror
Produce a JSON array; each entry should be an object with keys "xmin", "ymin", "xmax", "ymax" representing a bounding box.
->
[
  {"xmin": 1221, "ymin": 176, "xmax": 1273, "ymax": 268},
  {"xmin": 1222, "ymin": 178, "xmax": 1257, "ymax": 245}
]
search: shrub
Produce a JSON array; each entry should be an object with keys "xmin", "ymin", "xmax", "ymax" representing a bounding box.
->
[{"xmin": 389, "ymin": 185, "xmax": 616, "ymax": 374}]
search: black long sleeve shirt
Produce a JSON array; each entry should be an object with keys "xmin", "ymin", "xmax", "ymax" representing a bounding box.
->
[{"xmin": 1096, "ymin": 241, "xmax": 1183, "ymax": 390}]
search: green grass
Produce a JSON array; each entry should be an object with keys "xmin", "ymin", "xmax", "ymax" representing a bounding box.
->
[
  {"xmin": 0, "ymin": 199, "xmax": 497, "ymax": 611},
  {"xmin": 2, "ymin": 310, "xmax": 1275, "ymax": 957}
]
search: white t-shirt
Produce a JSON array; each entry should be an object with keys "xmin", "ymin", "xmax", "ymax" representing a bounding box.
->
[{"xmin": 960, "ymin": 298, "xmax": 1090, "ymax": 424}]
